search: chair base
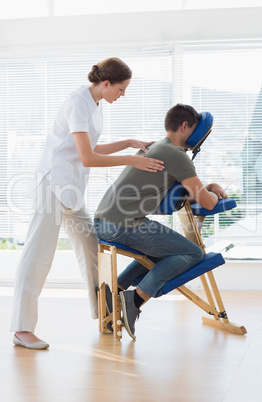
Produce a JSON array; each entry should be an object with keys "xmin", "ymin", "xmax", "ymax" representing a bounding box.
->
[
  {"xmin": 98, "ymin": 241, "xmax": 247, "ymax": 340},
  {"xmin": 202, "ymin": 316, "xmax": 247, "ymax": 335}
]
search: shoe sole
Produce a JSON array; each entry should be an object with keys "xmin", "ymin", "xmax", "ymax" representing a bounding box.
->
[{"xmin": 120, "ymin": 292, "xmax": 136, "ymax": 340}]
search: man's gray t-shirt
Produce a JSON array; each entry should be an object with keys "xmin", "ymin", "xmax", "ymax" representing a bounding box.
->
[{"xmin": 95, "ymin": 137, "xmax": 196, "ymax": 227}]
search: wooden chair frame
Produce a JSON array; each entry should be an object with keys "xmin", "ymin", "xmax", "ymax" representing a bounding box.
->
[
  {"xmin": 98, "ymin": 198, "xmax": 247, "ymax": 340},
  {"xmin": 97, "ymin": 110, "xmax": 247, "ymax": 339},
  {"xmin": 177, "ymin": 200, "xmax": 246, "ymax": 335},
  {"xmin": 98, "ymin": 243, "xmax": 155, "ymax": 340}
]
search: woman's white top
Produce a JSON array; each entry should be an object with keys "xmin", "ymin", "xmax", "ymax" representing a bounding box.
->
[{"xmin": 27, "ymin": 86, "xmax": 103, "ymax": 211}]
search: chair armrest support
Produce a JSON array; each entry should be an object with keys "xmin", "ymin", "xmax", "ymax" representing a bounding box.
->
[{"xmin": 190, "ymin": 198, "xmax": 237, "ymax": 216}]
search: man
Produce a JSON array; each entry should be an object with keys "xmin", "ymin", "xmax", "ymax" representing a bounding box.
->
[{"xmin": 94, "ymin": 104, "xmax": 228, "ymax": 340}]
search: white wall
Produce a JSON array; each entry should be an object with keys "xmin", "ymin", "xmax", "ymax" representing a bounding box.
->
[{"xmin": 0, "ymin": 7, "xmax": 262, "ymax": 53}]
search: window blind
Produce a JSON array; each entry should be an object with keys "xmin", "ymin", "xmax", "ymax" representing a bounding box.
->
[
  {"xmin": 173, "ymin": 46, "xmax": 262, "ymax": 254},
  {"xmin": 0, "ymin": 46, "xmax": 172, "ymax": 244},
  {"xmin": 1, "ymin": 43, "xmax": 261, "ymax": 256}
]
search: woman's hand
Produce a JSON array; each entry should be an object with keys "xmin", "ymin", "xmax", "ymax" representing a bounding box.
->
[
  {"xmin": 127, "ymin": 139, "xmax": 155, "ymax": 152},
  {"xmin": 132, "ymin": 155, "xmax": 165, "ymax": 172}
]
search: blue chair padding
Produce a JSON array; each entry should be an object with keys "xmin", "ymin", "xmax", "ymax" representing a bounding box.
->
[
  {"xmin": 99, "ymin": 240, "xmax": 145, "ymax": 255},
  {"xmin": 191, "ymin": 198, "xmax": 237, "ymax": 216},
  {"xmin": 154, "ymin": 183, "xmax": 237, "ymax": 216},
  {"xmin": 134, "ymin": 252, "xmax": 225, "ymax": 295},
  {"xmin": 162, "ymin": 252, "xmax": 225, "ymax": 294},
  {"xmin": 154, "ymin": 182, "xmax": 189, "ymax": 215},
  {"xmin": 153, "ymin": 111, "xmax": 215, "ymax": 215},
  {"xmin": 186, "ymin": 112, "xmax": 213, "ymax": 149},
  {"xmin": 99, "ymin": 240, "xmax": 225, "ymax": 296}
]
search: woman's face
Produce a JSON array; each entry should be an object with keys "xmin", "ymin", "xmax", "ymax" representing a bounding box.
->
[{"xmin": 102, "ymin": 79, "xmax": 131, "ymax": 103}]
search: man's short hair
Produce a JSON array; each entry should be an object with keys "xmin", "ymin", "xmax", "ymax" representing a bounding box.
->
[{"xmin": 165, "ymin": 104, "xmax": 201, "ymax": 132}]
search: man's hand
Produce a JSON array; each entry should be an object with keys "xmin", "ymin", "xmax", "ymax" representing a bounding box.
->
[{"xmin": 205, "ymin": 183, "xmax": 228, "ymax": 200}]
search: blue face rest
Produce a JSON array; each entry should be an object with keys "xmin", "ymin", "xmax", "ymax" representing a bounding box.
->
[{"xmin": 186, "ymin": 112, "xmax": 213, "ymax": 149}]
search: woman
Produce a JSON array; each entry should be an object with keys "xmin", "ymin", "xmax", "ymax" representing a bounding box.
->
[{"xmin": 11, "ymin": 57, "xmax": 164, "ymax": 349}]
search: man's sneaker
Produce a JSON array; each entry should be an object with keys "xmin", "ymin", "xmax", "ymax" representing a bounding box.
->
[
  {"xmin": 120, "ymin": 290, "xmax": 141, "ymax": 340},
  {"xmin": 105, "ymin": 284, "xmax": 113, "ymax": 333}
]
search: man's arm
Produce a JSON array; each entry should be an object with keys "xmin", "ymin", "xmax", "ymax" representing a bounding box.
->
[{"xmin": 181, "ymin": 176, "xmax": 227, "ymax": 210}]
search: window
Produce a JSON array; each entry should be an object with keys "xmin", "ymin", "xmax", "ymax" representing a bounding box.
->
[
  {"xmin": 187, "ymin": 0, "xmax": 262, "ymax": 9},
  {"xmin": 1, "ymin": 43, "xmax": 261, "ymax": 258},
  {"xmin": 54, "ymin": 0, "xmax": 182, "ymax": 16},
  {"xmin": 0, "ymin": 0, "xmax": 48, "ymax": 19},
  {"xmin": 1, "ymin": 0, "xmax": 260, "ymax": 20},
  {"xmin": 173, "ymin": 45, "xmax": 262, "ymax": 257},
  {"xmin": 54, "ymin": 0, "xmax": 262, "ymax": 16},
  {"xmin": 0, "ymin": 46, "xmax": 172, "ymax": 245}
]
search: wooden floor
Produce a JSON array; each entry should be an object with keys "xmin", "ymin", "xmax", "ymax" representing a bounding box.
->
[{"xmin": 1, "ymin": 287, "xmax": 262, "ymax": 402}]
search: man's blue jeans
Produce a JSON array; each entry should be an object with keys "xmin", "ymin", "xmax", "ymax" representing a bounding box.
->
[{"xmin": 94, "ymin": 218, "xmax": 203, "ymax": 298}]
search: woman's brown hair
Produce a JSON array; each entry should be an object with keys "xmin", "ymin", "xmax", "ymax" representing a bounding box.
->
[{"xmin": 88, "ymin": 57, "xmax": 132, "ymax": 85}]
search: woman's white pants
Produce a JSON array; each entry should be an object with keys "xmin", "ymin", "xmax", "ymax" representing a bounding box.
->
[{"xmin": 10, "ymin": 179, "xmax": 99, "ymax": 332}]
